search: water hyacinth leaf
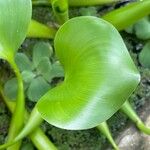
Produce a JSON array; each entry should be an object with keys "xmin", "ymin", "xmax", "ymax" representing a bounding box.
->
[
  {"xmin": 15, "ymin": 53, "xmax": 33, "ymax": 72},
  {"xmin": 37, "ymin": 57, "xmax": 52, "ymax": 81},
  {"xmin": 22, "ymin": 70, "xmax": 35, "ymax": 83},
  {"xmin": 27, "ymin": 77, "xmax": 50, "ymax": 102},
  {"xmin": 139, "ymin": 41, "xmax": 150, "ymax": 69},
  {"xmin": 0, "ymin": 0, "xmax": 32, "ymax": 60},
  {"xmin": 134, "ymin": 17, "xmax": 150, "ymax": 40},
  {"xmin": 37, "ymin": 16, "xmax": 140, "ymax": 130},
  {"xmin": 4, "ymin": 78, "xmax": 18, "ymax": 100},
  {"xmin": 33, "ymin": 42, "xmax": 53, "ymax": 68}
]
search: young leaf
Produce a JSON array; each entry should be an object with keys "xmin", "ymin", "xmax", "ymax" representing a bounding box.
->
[
  {"xmin": 33, "ymin": 42, "xmax": 53, "ymax": 68},
  {"xmin": 139, "ymin": 41, "xmax": 150, "ymax": 68},
  {"xmin": 36, "ymin": 16, "xmax": 140, "ymax": 130},
  {"xmin": 37, "ymin": 57, "xmax": 52, "ymax": 81},
  {"xmin": 79, "ymin": 7, "xmax": 97, "ymax": 16},
  {"xmin": 15, "ymin": 53, "xmax": 33, "ymax": 72},
  {"xmin": 0, "ymin": 0, "xmax": 32, "ymax": 60},
  {"xmin": 22, "ymin": 71, "xmax": 35, "ymax": 83},
  {"xmin": 27, "ymin": 77, "xmax": 50, "ymax": 102},
  {"xmin": 49, "ymin": 61, "xmax": 64, "ymax": 81},
  {"xmin": 134, "ymin": 17, "xmax": 150, "ymax": 40},
  {"xmin": 4, "ymin": 78, "xmax": 18, "ymax": 100}
]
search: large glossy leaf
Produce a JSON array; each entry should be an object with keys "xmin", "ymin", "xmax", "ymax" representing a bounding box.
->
[
  {"xmin": 0, "ymin": 0, "xmax": 32, "ymax": 60},
  {"xmin": 37, "ymin": 16, "xmax": 140, "ymax": 130}
]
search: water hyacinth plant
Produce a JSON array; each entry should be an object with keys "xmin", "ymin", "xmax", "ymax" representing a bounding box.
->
[{"xmin": 0, "ymin": 0, "xmax": 150, "ymax": 150}]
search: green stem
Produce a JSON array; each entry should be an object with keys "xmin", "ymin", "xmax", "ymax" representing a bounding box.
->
[
  {"xmin": 68, "ymin": 0, "xmax": 118, "ymax": 6},
  {"xmin": 27, "ymin": 20, "xmax": 57, "ymax": 39},
  {"xmin": 32, "ymin": 0, "xmax": 118, "ymax": 6},
  {"xmin": 0, "ymin": 86, "xmax": 57, "ymax": 150},
  {"xmin": 6, "ymin": 58, "xmax": 24, "ymax": 150},
  {"xmin": 102, "ymin": 0, "xmax": 150, "ymax": 31},
  {"xmin": 97, "ymin": 122, "xmax": 119, "ymax": 150},
  {"xmin": 121, "ymin": 100, "xmax": 150, "ymax": 135},
  {"xmin": 51, "ymin": 0, "xmax": 69, "ymax": 24},
  {"xmin": 32, "ymin": 0, "xmax": 50, "ymax": 6}
]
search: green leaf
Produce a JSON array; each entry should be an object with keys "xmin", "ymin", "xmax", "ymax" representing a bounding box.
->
[
  {"xmin": 15, "ymin": 53, "xmax": 33, "ymax": 72},
  {"xmin": 27, "ymin": 77, "xmax": 50, "ymax": 102},
  {"xmin": 49, "ymin": 61, "xmax": 64, "ymax": 81},
  {"xmin": 139, "ymin": 41, "xmax": 150, "ymax": 68},
  {"xmin": 0, "ymin": 0, "xmax": 32, "ymax": 60},
  {"xmin": 125, "ymin": 25, "xmax": 134, "ymax": 34},
  {"xmin": 33, "ymin": 42, "xmax": 53, "ymax": 68},
  {"xmin": 79, "ymin": 7, "xmax": 97, "ymax": 16},
  {"xmin": 134, "ymin": 17, "xmax": 150, "ymax": 40},
  {"xmin": 37, "ymin": 16, "xmax": 140, "ymax": 130},
  {"xmin": 4, "ymin": 78, "xmax": 18, "ymax": 100},
  {"xmin": 37, "ymin": 57, "xmax": 52, "ymax": 81},
  {"xmin": 22, "ymin": 70, "xmax": 35, "ymax": 83}
]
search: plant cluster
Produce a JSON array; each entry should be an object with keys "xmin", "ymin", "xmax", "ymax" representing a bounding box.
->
[{"xmin": 0, "ymin": 0, "xmax": 150, "ymax": 150}]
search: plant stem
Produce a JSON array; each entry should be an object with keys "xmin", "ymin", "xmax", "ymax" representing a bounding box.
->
[
  {"xmin": 0, "ymin": 85, "xmax": 57, "ymax": 150},
  {"xmin": 27, "ymin": 20, "xmax": 57, "ymax": 39},
  {"xmin": 68, "ymin": 0, "xmax": 118, "ymax": 6},
  {"xmin": 121, "ymin": 100, "xmax": 150, "ymax": 135},
  {"xmin": 51, "ymin": 0, "xmax": 69, "ymax": 24},
  {"xmin": 32, "ymin": 0, "xmax": 118, "ymax": 6},
  {"xmin": 102, "ymin": 0, "xmax": 150, "ymax": 31},
  {"xmin": 97, "ymin": 122, "xmax": 119, "ymax": 150},
  {"xmin": 32, "ymin": 0, "xmax": 50, "ymax": 6},
  {"xmin": 6, "ymin": 58, "xmax": 24, "ymax": 150}
]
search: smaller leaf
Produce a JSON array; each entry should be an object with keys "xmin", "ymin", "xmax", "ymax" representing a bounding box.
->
[
  {"xmin": 79, "ymin": 7, "xmax": 97, "ymax": 16},
  {"xmin": 37, "ymin": 57, "xmax": 52, "ymax": 81},
  {"xmin": 15, "ymin": 53, "xmax": 33, "ymax": 72},
  {"xmin": 49, "ymin": 61, "xmax": 64, "ymax": 81},
  {"xmin": 33, "ymin": 42, "xmax": 53, "ymax": 68},
  {"xmin": 139, "ymin": 41, "xmax": 150, "ymax": 68},
  {"xmin": 27, "ymin": 76, "xmax": 50, "ymax": 102},
  {"xmin": 134, "ymin": 17, "xmax": 150, "ymax": 40},
  {"xmin": 125, "ymin": 25, "xmax": 134, "ymax": 34},
  {"xmin": 22, "ymin": 70, "xmax": 35, "ymax": 83},
  {"xmin": 4, "ymin": 78, "xmax": 18, "ymax": 100}
]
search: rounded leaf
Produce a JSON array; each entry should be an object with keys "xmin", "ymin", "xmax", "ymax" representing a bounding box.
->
[
  {"xmin": 33, "ymin": 42, "xmax": 53, "ymax": 68},
  {"xmin": 139, "ymin": 41, "xmax": 150, "ymax": 68},
  {"xmin": 15, "ymin": 53, "xmax": 33, "ymax": 72},
  {"xmin": 37, "ymin": 57, "xmax": 52, "ymax": 81},
  {"xmin": 134, "ymin": 17, "xmax": 150, "ymax": 40},
  {"xmin": 27, "ymin": 77, "xmax": 50, "ymax": 102},
  {"xmin": 37, "ymin": 16, "xmax": 140, "ymax": 130},
  {"xmin": 4, "ymin": 78, "xmax": 18, "ymax": 100},
  {"xmin": 0, "ymin": 0, "xmax": 32, "ymax": 59},
  {"xmin": 49, "ymin": 61, "xmax": 64, "ymax": 81},
  {"xmin": 22, "ymin": 70, "xmax": 35, "ymax": 83}
]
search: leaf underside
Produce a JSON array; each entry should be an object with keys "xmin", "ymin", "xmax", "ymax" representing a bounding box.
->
[{"xmin": 37, "ymin": 16, "xmax": 140, "ymax": 130}]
